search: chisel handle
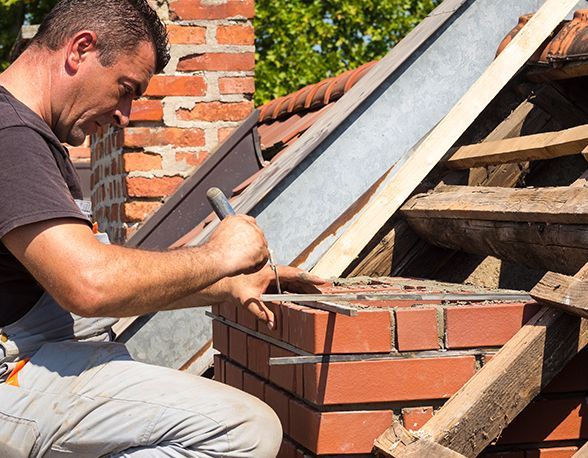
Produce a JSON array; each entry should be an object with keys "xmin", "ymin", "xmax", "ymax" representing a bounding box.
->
[{"xmin": 206, "ymin": 187, "xmax": 236, "ymax": 219}]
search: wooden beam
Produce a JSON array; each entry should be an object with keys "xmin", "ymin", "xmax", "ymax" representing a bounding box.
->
[
  {"xmin": 374, "ymin": 263, "xmax": 588, "ymax": 457},
  {"xmin": 403, "ymin": 217, "xmax": 588, "ymax": 275},
  {"xmin": 446, "ymin": 124, "xmax": 588, "ymax": 170},
  {"xmin": 531, "ymin": 272, "xmax": 588, "ymax": 319},
  {"xmin": 402, "ymin": 185, "xmax": 588, "ymax": 225},
  {"xmin": 311, "ymin": 0, "xmax": 578, "ymax": 278}
]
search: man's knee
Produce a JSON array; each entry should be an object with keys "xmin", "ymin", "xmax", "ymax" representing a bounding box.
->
[{"xmin": 231, "ymin": 394, "xmax": 283, "ymax": 458}]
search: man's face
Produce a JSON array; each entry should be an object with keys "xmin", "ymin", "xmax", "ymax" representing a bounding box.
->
[{"xmin": 59, "ymin": 41, "xmax": 156, "ymax": 146}]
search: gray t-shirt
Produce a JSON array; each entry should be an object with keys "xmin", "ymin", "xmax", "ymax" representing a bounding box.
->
[{"xmin": 0, "ymin": 86, "xmax": 90, "ymax": 325}]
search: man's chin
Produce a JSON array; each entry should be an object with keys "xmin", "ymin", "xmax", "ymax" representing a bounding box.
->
[{"xmin": 65, "ymin": 128, "xmax": 87, "ymax": 147}]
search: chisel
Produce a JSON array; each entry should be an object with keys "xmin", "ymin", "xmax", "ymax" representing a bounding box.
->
[{"xmin": 206, "ymin": 187, "xmax": 282, "ymax": 294}]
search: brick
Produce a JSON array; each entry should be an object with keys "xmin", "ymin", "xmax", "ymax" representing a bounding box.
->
[
  {"xmin": 289, "ymin": 399, "xmax": 393, "ymax": 455},
  {"xmin": 219, "ymin": 302, "xmax": 237, "ymax": 322},
  {"xmin": 229, "ymin": 327, "xmax": 247, "ymax": 367},
  {"xmin": 446, "ymin": 302, "xmax": 540, "ymax": 349},
  {"xmin": 498, "ymin": 397, "xmax": 588, "ymax": 444},
  {"xmin": 526, "ymin": 447, "xmax": 579, "ymax": 457},
  {"xmin": 218, "ymin": 126, "xmax": 236, "ymax": 144},
  {"xmin": 68, "ymin": 146, "xmax": 91, "ymax": 160},
  {"xmin": 236, "ymin": 304, "xmax": 257, "ymax": 331},
  {"xmin": 544, "ymin": 347, "xmax": 588, "ymax": 393},
  {"xmin": 269, "ymin": 346, "xmax": 298, "ymax": 393},
  {"xmin": 213, "ymin": 354, "xmax": 225, "ymax": 383},
  {"xmin": 224, "ymin": 360, "xmax": 243, "ymax": 390},
  {"xmin": 123, "ymin": 152, "xmax": 162, "ymax": 172},
  {"xmin": 167, "ymin": 25, "xmax": 206, "ymax": 45},
  {"xmin": 176, "ymin": 101, "xmax": 253, "ymax": 122},
  {"xmin": 216, "ymin": 24, "xmax": 254, "ymax": 45},
  {"xmin": 178, "ymin": 52, "xmax": 255, "ymax": 72},
  {"xmin": 212, "ymin": 320, "xmax": 229, "ymax": 355},
  {"xmin": 122, "ymin": 201, "xmax": 161, "ymax": 222},
  {"xmin": 276, "ymin": 439, "xmax": 297, "ymax": 458},
  {"xmin": 126, "ymin": 176, "xmax": 184, "ymax": 198},
  {"xmin": 265, "ymin": 384, "xmax": 290, "ymax": 434},
  {"xmin": 144, "ymin": 75, "xmax": 206, "ymax": 97},
  {"xmin": 176, "ymin": 151, "xmax": 208, "ymax": 168},
  {"xmin": 124, "ymin": 127, "xmax": 205, "ymax": 148},
  {"xmin": 303, "ymin": 356, "xmax": 476, "ymax": 405},
  {"xmin": 243, "ymin": 371, "xmax": 265, "ymax": 400},
  {"xmin": 286, "ymin": 307, "xmax": 392, "ymax": 354},
  {"xmin": 402, "ymin": 406, "xmax": 434, "ymax": 431},
  {"xmin": 169, "ymin": 0, "xmax": 254, "ymax": 20},
  {"xmin": 219, "ymin": 77, "xmax": 255, "ymax": 95},
  {"xmin": 246, "ymin": 335, "xmax": 270, "ymax": 379},
  {"xmin": 396, "ymin": 308, "xmax": 439, "ymax": 351},
  {"xmin": 130, "ymin": 99, "xmax": 163, "ymax": 122}
]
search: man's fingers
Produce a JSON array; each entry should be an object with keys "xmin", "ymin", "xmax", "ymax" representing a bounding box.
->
[{"xmin": 244, "ymin": 297, "xmax": 275, "ymax": 329}]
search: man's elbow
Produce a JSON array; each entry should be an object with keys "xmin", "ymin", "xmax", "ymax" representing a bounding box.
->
[{"xmin": 56, "ymin": 273, "xmax": 116, "ymax": 318}]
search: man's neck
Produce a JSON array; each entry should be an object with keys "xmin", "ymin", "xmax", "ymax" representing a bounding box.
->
[{"xmin": 0, "ymin": 48, "xmax": 55, "ymax": 128}]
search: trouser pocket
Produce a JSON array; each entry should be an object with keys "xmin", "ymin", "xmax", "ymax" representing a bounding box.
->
[{"xmin": 0, "ymin": 411, "xmax": 40, "ymax": 457}]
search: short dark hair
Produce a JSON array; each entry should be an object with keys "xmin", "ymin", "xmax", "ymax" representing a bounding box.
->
[{"xmin": 31, "ymin": 0, "xmax": 170, "ymax": 73}]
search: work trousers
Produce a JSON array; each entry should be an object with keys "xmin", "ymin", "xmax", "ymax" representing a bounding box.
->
[{"xmin": 0, "ymin": 293, "xmax": 282, "ymax": 457}]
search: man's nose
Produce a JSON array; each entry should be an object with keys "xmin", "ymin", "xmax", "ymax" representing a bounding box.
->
[{"xmin": 113, "ymin": 109, "xmax": 130, "ymax": 128}]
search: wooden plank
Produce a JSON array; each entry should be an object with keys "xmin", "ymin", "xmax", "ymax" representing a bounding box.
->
[
  {"xmin": 403, "ymin": 217, "xmax": 588, "ymax": 276},
  {"xmin": 446, "ymin": 124, "xmax": 588, "ymax": 170},
  {"xmin": 311, "ymin": 0, "xmax": 578, "ymax": 278},
  {"xmin": 531, "ymin": 272, "xmax": 588, "ymax": 319},
  {"xmin": 402, "ymin": 185, "xmax": 588, "ymax": 224},
  {"xmin": 374, "ymin": 262, "xmax": 588, "ymax": 457}
]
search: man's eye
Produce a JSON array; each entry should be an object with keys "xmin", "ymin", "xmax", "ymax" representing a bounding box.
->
[{"xmin": 122, "ymin": 85, "xmax": 133, "ymax": 97}]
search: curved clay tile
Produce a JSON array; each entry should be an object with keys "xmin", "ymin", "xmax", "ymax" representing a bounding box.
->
[
  {"xmin": 290, "ymin": 85, "xmax": 316, "ymax": 114},
  {"xmin": 546, "ymin": 9, "xmax": 588, "ymax": 61},
  {"xmin": 259, "ymin": 98, "xmax": 282, "ymax": 123},
  {"xmin": 344, "ymin": 61, "xmax": 377, "ymax": 92},
  {"xmin": 273, "ymin": 94, "xmax": 295, "ymax": 119},
  {"xmin": 305, "ymin": 78, "xmax": 333, "ymax": 110},
  {"xmin": 325, "ymin": 70, "xmax": 353, "ymax": 104},
  {"xmin": 496, "ymin": 14, "xmax": 533, "ymax": 57}
]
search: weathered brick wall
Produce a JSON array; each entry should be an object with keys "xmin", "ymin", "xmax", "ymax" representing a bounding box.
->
[
  {"xmin": 211, "ymin": 277, "xmax": 588, "ymax": 457},
  {"xmin": 91, "ymin": 0, "xmax": 255, "ymax": 243}
]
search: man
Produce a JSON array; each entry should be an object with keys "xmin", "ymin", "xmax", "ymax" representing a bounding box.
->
[{"xmin": 0, "ymin": 0, "xmax": 323, "ymax": 456}]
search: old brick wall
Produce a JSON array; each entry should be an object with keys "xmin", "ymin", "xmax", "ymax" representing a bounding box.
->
[
  {"xmin": 91, "ymin": 0, "xmax": 255, "ymax": 243},
  {"xmin": 211, "ymin": 277, "xmax": 588, "ymax": 457}
]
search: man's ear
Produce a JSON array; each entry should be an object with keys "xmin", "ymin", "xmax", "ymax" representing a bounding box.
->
[{"xmin": 65, "ymin": 31, "xmax": 98, "ymax": 74}]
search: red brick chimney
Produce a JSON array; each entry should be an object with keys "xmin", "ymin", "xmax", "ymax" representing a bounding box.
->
[{"xmin": 91, "ymin": 0, "xmax": 255, "ymax": 243}]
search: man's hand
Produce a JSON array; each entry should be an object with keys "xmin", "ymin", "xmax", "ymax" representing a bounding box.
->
[
  {"xmin": 219, "ymin": 266, "xmax": 326, "ymax": 329},
  {"xmin": 206, "ymin": 215, "xmax": 269, "ymax": 277}
]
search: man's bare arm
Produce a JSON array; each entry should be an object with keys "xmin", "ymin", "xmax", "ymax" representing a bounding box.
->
[{"xmin": 2, "ymin": 216, "xmax": 268, "ymax": 317}]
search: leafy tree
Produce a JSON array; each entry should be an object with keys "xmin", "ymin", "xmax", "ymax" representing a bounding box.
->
[
  {"xmin": 0, "ymin": 0, "xmax": 58, "ymax": 70},
  {"xmin": 0, "ymin": 0, "xmax": 440, "ymax": 105},
  {"xmin": 254, "ymin": 0, "xmax": 440, "ymax": 105}
]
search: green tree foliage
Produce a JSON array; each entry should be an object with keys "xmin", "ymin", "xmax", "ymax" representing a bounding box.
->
[
  {"xmin": 0, "ymin": 0, "xmax": 58, "ymax": 69},
  {"xmin": 254, "ymin": 0, "xmax": 441, "ymax": 105},
  {"xmin": 1, "ymin": 0, "xmax": 440, "ymax": 105}
]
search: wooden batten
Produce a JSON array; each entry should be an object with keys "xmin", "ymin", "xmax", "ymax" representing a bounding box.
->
[
  {"xmin": 446, "ymin": 124, "xmax": 588, "ymax": 170},
  {"xmin": 531, "ymin": 272, "xmax": 588, "ymax": 319}
]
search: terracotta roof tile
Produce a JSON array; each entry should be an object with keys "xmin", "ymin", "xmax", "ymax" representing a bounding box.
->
[
  {"xmin": 497, "ymin": 9, "xmax": 588, "ymax": 66},
  {"xmin": 257, "ymin": 61, "xmax": 377, "ymax": 125}
]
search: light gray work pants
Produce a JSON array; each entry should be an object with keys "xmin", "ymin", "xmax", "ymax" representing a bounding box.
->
[{"xmin": 0, "ymin": 293, "xmax": 282, "ymax": 457}]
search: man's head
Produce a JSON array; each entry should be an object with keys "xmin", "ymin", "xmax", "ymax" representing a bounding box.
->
[
  {"xmin": 31, "ymin": 0, "xmax": 170, "ymax": 75},
  {"xmin": 26, "ymin": 0, "xmax": 170, "ymax": 145}
]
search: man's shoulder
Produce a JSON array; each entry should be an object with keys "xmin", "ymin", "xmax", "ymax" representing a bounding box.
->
[{"xmin": 0, "ymin": 88, "xmax": 60, "ymax": 148}]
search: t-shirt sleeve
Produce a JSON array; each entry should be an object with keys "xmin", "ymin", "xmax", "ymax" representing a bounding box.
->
[{"xmin": 0, "ymin": 126, "xmax": 90, "ymax": 239}]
